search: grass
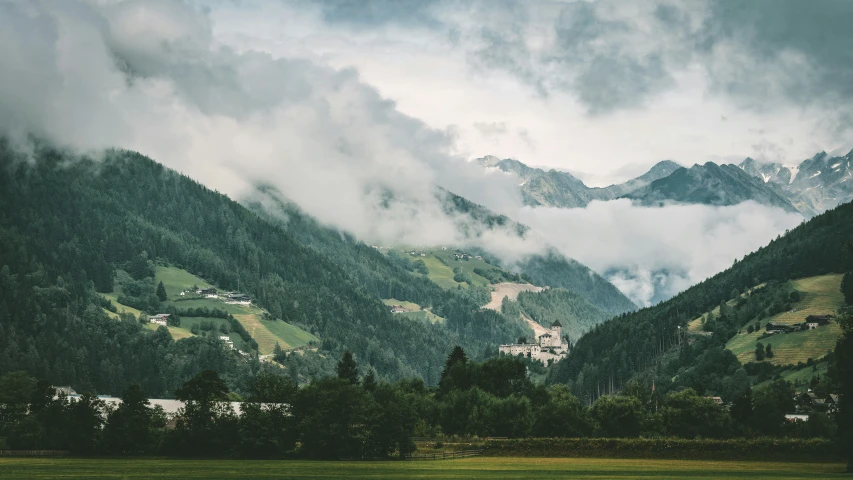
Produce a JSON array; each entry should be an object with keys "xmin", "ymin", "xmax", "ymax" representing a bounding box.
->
[
  {"xmin": 154, "ymin": 266, "xmax": 212, "ymax": 298},
  {"xmin": 390, "ymin": 248, "xmax": 505, "ymax": 289},
  {"xmin": 382, "ymin": 299, "xmax": 445, "ymax": 324},
  {"xmin": 0, "ymin": 457, "xmax": 846, "ymax": 479},
  {"xmin": 260, "ymin": 319, "xmax": 319, "ymax": 350},
  {"xmin": 143, "ymin": 323, "xmax": 193, "ymax": 340},
  {"xmin": 101, "ymin": 293, "xmax": 143, "ymax": 318},
  {"xmin": 179, "ymin": 317, "xmax": 249, "ymax": 349},
  {"xmin": 725, "ymin": 274, "xmax": 845, "ymax": 365}
]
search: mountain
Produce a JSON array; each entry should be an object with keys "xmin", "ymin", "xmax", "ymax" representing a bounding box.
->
[
  {"xmin": 477, "ymin": 156, "xmax": 681, "ymax": 208},
  {"xmin": 623, "ymin": 162, "xmax": 800, "ymax": 212},
  {"xmin": 550, "ymin": 198, "xmax": 853, "ymax": 401},
  {"xmin": 0, "ymin": 141, "xmax": 632, "ymax": 395},
  {"xmin": 738, "ymin": 150, "xmax": 853, "ymax": 216}
]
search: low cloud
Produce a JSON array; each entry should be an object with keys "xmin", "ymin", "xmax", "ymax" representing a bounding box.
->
[{"xmin": 516, "ymin": 200, "xmax": 804, "ymax": 306}]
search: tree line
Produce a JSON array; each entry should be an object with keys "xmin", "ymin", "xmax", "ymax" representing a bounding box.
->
[{"xmin": 3, "ymin": 343, "xmax": 851, "ymax": 463}]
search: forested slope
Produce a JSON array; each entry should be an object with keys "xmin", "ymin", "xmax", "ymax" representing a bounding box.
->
[
  {"xmin": 0, "ymin": 142, "xmax": 530, "ymax": 392},
  {"xmin": 552, "ymin": 200, "xmax": 853, "ymax": 399}
]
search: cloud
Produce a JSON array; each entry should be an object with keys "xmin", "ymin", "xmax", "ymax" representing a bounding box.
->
[
  {"xmin": 473, "ymin": 121, "xmax": 508, "ymax": 138},
  {"xmin": 0, "ymin": 0, "xmax": 544, "ymax": 260},
  {"xmin": 516, "ymin": 200, "xmax": 804, "ymax": 306}
]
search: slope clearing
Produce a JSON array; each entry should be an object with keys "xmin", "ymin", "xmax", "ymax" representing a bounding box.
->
[
  {"xmin": 726, "ymin": 274, "xmax": 845, "ymax": 365},
  {"xmin": 484, "ymin": 283, "xmax": 544, "ymax": 311}
]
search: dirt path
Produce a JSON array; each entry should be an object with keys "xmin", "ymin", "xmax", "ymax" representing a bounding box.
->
[
  {"xmin": 521, "ymin": 313, "xmax": 548, "ymax": 338},
  {"xmin": 483, "ymin": 282, "xmax": 544, "ymax": 311}
]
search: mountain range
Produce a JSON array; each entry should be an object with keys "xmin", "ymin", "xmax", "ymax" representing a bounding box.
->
[{"xmin": 479, "ymin": 148, "xmax": 853, "ymax": 217}]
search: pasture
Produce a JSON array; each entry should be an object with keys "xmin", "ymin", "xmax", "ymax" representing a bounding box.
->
[
  {"xmin": 0, "ymin": 457, "xmax": 846, "ymax": 479},
  {"xmin": 726, "ymin": 274, "xmax": 844, "ymax": 365}
]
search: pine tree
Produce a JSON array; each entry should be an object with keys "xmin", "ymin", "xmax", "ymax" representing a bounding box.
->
[
  {"xmin": 765, "ymin": 343, "xmax": 774, "ymax": 359},
  {"xmin": 337, "ymin": 351, "xmax": 358, "ymax": 384},
  {"xmin": 755, "ymin": 342, "xmax": 765, "ymax": 361},
  {"xmin": 156, "ymin": 281, "xmax": 167, "ymax": 302}
]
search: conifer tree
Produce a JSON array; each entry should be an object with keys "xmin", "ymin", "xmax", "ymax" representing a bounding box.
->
[
  {"xmin": 337, "ymin": 351, "xmax": 358, "ymax": 385},
  {"xmin": 156, "ymin": 281, "xmax": 167, "ymax": 302}
]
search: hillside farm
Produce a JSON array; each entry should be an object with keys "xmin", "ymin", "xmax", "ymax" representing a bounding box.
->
[{"xmin": 725, "ymin": 274, "xmax": 845, "ymax": 365}]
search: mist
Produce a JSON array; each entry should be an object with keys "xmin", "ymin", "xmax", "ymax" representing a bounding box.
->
[{"xmin": 0, "ymin": 0, "xmax": 809, "ymax": 307}]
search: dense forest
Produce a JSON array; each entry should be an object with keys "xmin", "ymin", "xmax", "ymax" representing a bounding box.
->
[
  {"xmin": 552, "ymin": 200, "xmax": 853, "ymax": 402},
  {"xmin": 0, "ymin": 141, "xmax": 626, "ymax": 395}
]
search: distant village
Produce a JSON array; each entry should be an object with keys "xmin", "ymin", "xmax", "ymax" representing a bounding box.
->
[{"xmin": 146, "ymin": 286, "xmax": 253, "ymax": 355}]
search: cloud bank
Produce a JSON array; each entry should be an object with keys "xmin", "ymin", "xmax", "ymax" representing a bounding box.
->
[
  {"xmin": 0, "ymin": 0, "xmax": 811, "ymax": 306},
  {"xmin": 517, "ymin": 200, "xmax": 804, "ymax": 306}
]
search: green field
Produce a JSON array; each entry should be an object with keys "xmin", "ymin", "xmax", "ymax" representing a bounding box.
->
[
  {"xmin": 726, "ymin": 274, "xmax": 845, "ymax": 365},
  {"xmin": 154, "ymin": 266, "xmax": 212, "ymax": 298},
  {"xmin": 390, "ymin": 248, "xmax": 507, "ymax": 289},
  {"xmin": 260, "ymin": 318, "xmax": 319, "ymax": 350},
  {"xmin": 0, "ymin": 457, "xmax": 846, "ymax": 479},
  {"xmin": 179, "ymin": 317, "xmax": 249, "ymax": 349},
  {"xmin": 382, "ymin": 299, "xmax": 445, "ymax": 324}
]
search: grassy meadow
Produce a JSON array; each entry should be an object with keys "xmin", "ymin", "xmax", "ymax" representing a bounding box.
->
[
  {"xmin": 725, "ymin": 274, "xmax": 844, "ymax": 365},
  {"xmin": 0, "ymin": 457, "xmax": 847, "ymax": 479}
]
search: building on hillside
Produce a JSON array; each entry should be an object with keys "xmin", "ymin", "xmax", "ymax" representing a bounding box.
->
[
  {"xmin": 225, "ymin": 293, "xmax": 251, "ymax": 305},
  {"xmin": 53, "ymin": 386, "xmax": 77, "ymax": 396},
  {"xmin": 198, "ymin": 287, "xmax": 217, "ymax": 296},
  {"xmin": 765, "ymin": 322, "xmax": 794, "ymax": 333},
  {"xmin": 149, "ymin": 314, "xmax": 170, "ymax": 326},
  {"xmin": 785, "ymin": 414, "xmax": 809, "ymax": 422},
  {"xmin": 219, "ymin": 335, "xmax": 235, "ymax": 349},
  {"xmin": 499, "ymin": 320, "xmax": 570, "ymax": 365},
  {"xmin": 388, "ymin": 304, "xmax": 406, "ymax": 313},
  {"xmin": 805, "ymin": 315, "xmax": 832, "ymax": 326},
  {"xmin": 806, "ymin": 322, "xmax": 819, "ymax": 330},
  {"xmin": 706, "ymin": 396, "xmax": 724, "ymax": 406}
]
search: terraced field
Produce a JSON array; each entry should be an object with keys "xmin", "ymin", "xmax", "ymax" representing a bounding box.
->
[
  {"xmin": 383, "ymin": 299, "xmax": 445, "ymax": 324},
  {"xmin": 143, "ymin": 322, "xmax": 193, "ymax": 340},
  {"xmin": 726, "ymin": 274, "xmax": 845, "ymax": 365}
]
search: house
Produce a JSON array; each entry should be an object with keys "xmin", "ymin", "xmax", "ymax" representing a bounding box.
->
[
  {"xmin": 388, "ymin": 304, "xmax": 406, "ymax": 313},
  {"xmin": 785, "ymin": 414, "xmax": 809, "ymax": 423},
  {"xmin": 765, "ymin": 322, "xmax": 789, "ymax": 333},
  {"xmin": 806, "ymin": 322, "xmax": 819, "ymax": 330},
  {"xmin": 219, "ymin": 335, "xmax": 235, "ymax": 349},
  {"xmin": 225, "ymin": 293, "xmax": 251, "ymax": 305},
  {"xmin": 826, "ymin": 394, "xmax": 840, "ymax": 413},
  {"xmin": 705, "ymin": 396, "xmax": 724, "ymax": 406},
  {"xmin": 198, "ymin": 287, "xmax": 217, "ymax": 296},
  {"xmin": 53, "ymin": 386, "xmax": 77, "ymax": 396},
  {"xmin": 799, "ymin": 392, "xmax": 827, "ymax": 410},
  {"xmin": 148, "ymin": 314, "xmax": 171, "ymax": 326},
  {"xmin": 805, "ymin": 315, "xmax": 832, "ymax": 326}
]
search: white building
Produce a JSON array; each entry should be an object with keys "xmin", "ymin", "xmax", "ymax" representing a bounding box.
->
[
  {"xmin": 499, "ymin": 320, "xmax": 570, "ymax": 365},
  {"xmin": 149, "ymin": 314, "xmax": 170, "ymax": 326}
]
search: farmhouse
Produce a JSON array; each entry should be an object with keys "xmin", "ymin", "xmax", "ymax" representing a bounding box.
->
[
  {"xmin": 805, "ymin": 315, "xmax": 832, "ymax": 326},
  {"xmin": 198, "ymin": 287, "xmax": 217, "ymax": 296},
  {"xmin": 225, "ymin": 292, "xmax": 252, "ymax": 305},
  {"xmin": 388, "ymin": 304, "xmax": 406, "ymax": 313},
  {"xmin": 499, "ymin": 320, "xmax": 570, "ymax": 365},
  {"xmin": 148, "ymin": 314, "xmax": 170, "ymax": 326},
  {"xmin": 765, "ymin": 322, "xmax": 794, "ymax": 333},
  {"xmin": 219, "ymin": 335, "xmax": 235, "ymax": 349}
]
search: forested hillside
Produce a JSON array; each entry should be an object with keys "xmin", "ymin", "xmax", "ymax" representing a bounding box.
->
[
  {"xmin": 552, "ymin": 200, "xmax": 853, "ymax": 401},
  {"xmin": 0, "ymin": 142, "xmax": 537, "ymax": 393}
]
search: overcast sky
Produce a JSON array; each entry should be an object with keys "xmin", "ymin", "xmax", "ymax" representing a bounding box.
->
[
  {"xmin": 213, "ymin": 0, "xmax": 853, "ymax": 185},
  {"xmin": 1, "ymin": 0, "xmax": 846, "ymax": 305}
]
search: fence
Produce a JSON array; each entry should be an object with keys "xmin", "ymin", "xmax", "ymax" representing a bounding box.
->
[
  {"xmin": 0, "ymin": 450, "xmax": 70, "ymax": 457},
  {"xmin": 404, "ymin": 449, "xmax": 483, "ymax": 460}
]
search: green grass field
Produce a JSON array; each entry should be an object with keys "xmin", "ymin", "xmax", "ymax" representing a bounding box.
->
[
  {"xmin": 260, "ymin": 318, "xmax": 319, "ymax": 350},
  {"xmin": 382, "ymin": 299, "xmax": 445, "ymax": 324},
  {"xmin": 726, "ymin": 274, "xmax": 845, "ymax": 365},
  {"xmin": 390, "ymin": 248, "xmax": 506, "ymax": 289},
  {"xmin": 154, "ymin": 266, "xmax": 212, "ymax": 298},
  {"xmin": 0, "ymin": 457, "xmax": 845, "ymax": 479}
]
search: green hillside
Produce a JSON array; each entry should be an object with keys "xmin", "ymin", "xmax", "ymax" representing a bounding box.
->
[
  {"xmin": 552, "ymin": 198, "xmax": 853, "ymax": 402},
  {"xmin": 0, "ymin": 143, "xmax": 541, "ymax": 394},
  {"xmin": 726, "ymin": 274, "xmax": 844, "ymax": 365}
]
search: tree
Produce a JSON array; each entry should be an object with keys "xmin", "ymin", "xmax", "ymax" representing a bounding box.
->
[
  {"xmin": 102, "ymin": 384, "xmax": 153, "ymax": 454},
  {"xmin": 661, "ymin": 388, "xmax": 732, "ymax": 438},
  {"xmin": 833, "ymin": 308, "xmax": 853, "ymax": 472},
  {"xmin": 439, "ymin": 347, "xmax": 472, "ymax": 396},
  {"xmin": 156, "ymin": 281, "xmax": 167, "ymax": 302},
  {"xmin": 751, "ymin": 379, "xmax": 794, "ymax": 436},
  {"xmin": 589, "ymin": 395, "xmax": 645, "ymax": 438},
  {"xmin": 755, "ymin": 342, "xmax": 765, "ymax": 361},
  {"xmin": 237, "ymin": 372, "xmax": 299, "ymax": 458},
  {"xmin": 169, "ymin": 370, "xmax": 237, "ymax": 457},
  {"xmin": 747, "ymin": 324, "xmax": 754, "ymax": 334},
  {"xmin": 295, "ymin": 377, "xmax": 372, "ymax": 459},
  {"xmin": 765, "ymin": 343, "xmax": 774, "ymax": 359},
  {"xmin": 532, "ymin": 385, "xmax": 592, "ymax": 437},
  {"xmin": 337, "ymin": 351, "xmax": 358, "ymax": 385},
  {"xmin": 842, "ymin": 272, "xmax": 853, "ymax": 306}
]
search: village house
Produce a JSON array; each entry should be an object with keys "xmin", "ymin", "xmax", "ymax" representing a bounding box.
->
[
  {"xmin": 499, "ymin": 321, "xmax": 570, "ymax": 365},
  {"xmin": 805, "ymin": 314, "xmax": 832, "ymax": 326},
  {"xmin": 388, "ymin": 304, "xmax": 406, "ymax": 313},
  {"xmin": 148, "ymin": 314, "xmax": 171, "ymax": 326},
  {"xmin": 219, "ymin": 335, "xmax": 235, "ymax": 349},
  {"xmin": 225, "ymin": 292, "xmax": 251, "ymax": 305}
]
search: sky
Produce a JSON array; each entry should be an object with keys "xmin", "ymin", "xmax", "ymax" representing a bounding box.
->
[{"xmin": 0, "ymin": 0, "xmax": 848, "ymax": 306}]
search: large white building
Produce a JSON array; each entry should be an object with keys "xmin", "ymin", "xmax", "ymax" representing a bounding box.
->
[{"xmin": 499, "ymin": 320, "xmax": 570, "ymax": 365}]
